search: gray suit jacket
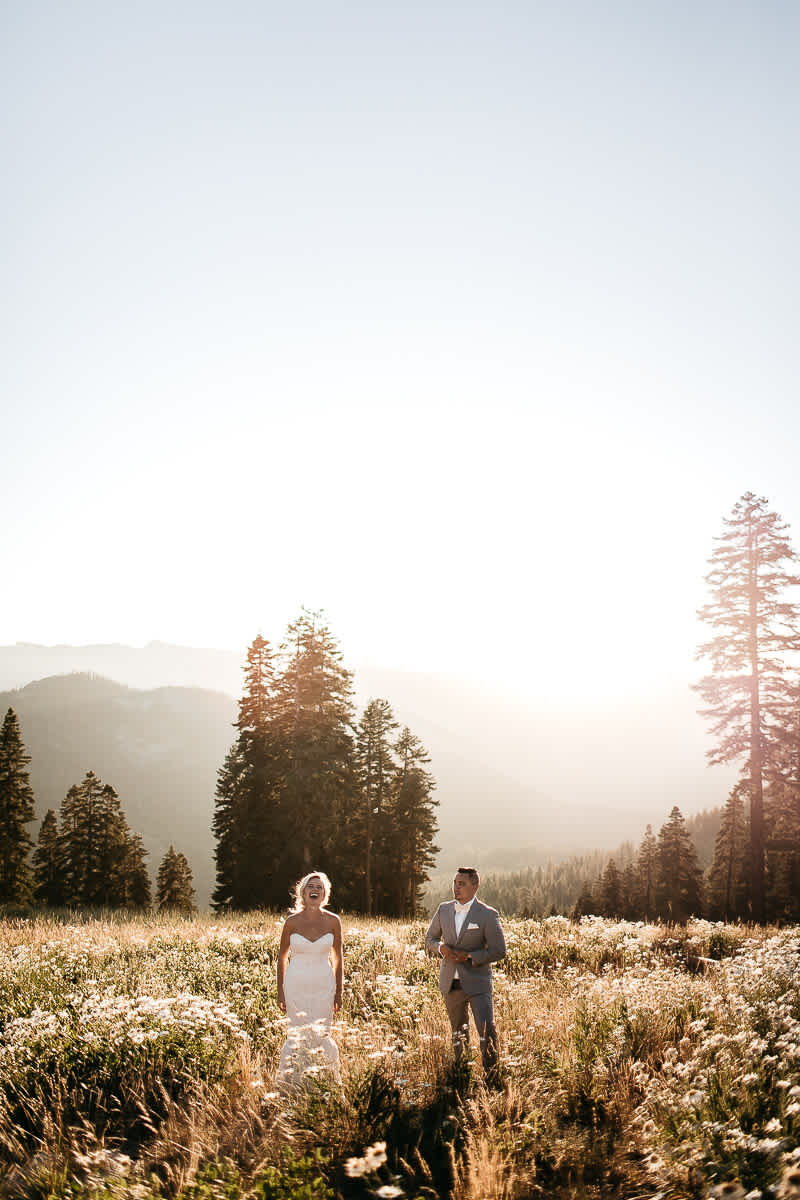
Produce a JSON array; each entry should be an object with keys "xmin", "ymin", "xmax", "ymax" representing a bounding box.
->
[{"xmin": 425, "ymin": 898, "xmax": 507, "ymax": 996}]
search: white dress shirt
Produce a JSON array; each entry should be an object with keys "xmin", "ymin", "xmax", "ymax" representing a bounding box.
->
[{"xmin": 452, "ymin": 897, "xmax": 475, "ymax": 980}]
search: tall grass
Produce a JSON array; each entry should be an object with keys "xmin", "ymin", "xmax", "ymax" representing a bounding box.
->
[{"xmin": 0, "ymin": 912, "xmax": 797, "ymax": 1199}]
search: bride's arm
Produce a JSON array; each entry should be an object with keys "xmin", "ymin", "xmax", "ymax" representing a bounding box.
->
[
  {"xmin": 276, "ymin": 920, "xmax": 292, "ymax": 1012},
  {"xmin": 331, "ymin": 916, "xmax": 343, "ymax": 1012}
]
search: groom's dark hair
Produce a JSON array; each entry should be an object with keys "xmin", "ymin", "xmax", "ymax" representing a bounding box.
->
[{"xmin": 457, "ymin": 867, "xmax": 479, "ymax": 886}]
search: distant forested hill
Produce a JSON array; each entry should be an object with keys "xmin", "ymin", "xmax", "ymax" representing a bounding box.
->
[
  {"xmin": 2, "ymin": 673, "xmax": 564, "ymax": 908},
  {"xmin": 0, "ymin": 642, "xmax": 243, "ymax": 694},
  {"xmin": 0, "ymin": 646, "xmax": 738, "ymax": 911},
  {"xmin": 0, "ymin": 643, "xmax": 737, "ymax": 857},
  {"xmin": 425, "ymin": 808, "xmax": 724, "ymax": 916},
  {"xmin": 0, "ymin": 674, "xmax": 236, "ymax": 905}
]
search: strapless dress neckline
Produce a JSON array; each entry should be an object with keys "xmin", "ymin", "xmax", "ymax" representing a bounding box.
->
[{"xmin": 290, "ymin": 931, "xmax": 334, "ymax": 945}]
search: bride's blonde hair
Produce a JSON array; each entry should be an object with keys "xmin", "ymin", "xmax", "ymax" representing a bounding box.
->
[{"xmin": 292, "ymin": 870, "xmax": 332, "ymax": 912}]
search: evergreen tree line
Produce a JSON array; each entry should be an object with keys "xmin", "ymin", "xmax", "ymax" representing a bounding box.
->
[
  {"xmin": 427, "ymin": 846, "xmax": 636, "ymax": 919},
  {"xmin": 580, "ymin": 786, "xmax": 800, "ymax": 924},
  {"xmin": 442, "ymin": 792, "xmax": 800, "ymax": 924},
  {"xmin": 212, "ymin": 611, "xmax": 439, "ymax": 916},
  {"xmin": 0, "ymin": 708, "xmax": 195, "ymax": 913},
  {"xmin": 574, "ymin": 807, "xmax": 715, "ymax": 923}
]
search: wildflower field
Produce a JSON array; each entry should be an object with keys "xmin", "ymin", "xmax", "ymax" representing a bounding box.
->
[{"xmin": 1, "ymin": 913, "xmax": 798, "ymax": 1200}]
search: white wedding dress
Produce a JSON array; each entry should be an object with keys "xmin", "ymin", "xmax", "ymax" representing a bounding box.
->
[{"xmin": 277, "ymin": 932, "xmax": 341, "ymax": 1086}]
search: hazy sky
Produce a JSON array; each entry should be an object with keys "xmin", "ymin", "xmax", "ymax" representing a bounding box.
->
[{"xmin": 3, "ymin": 1, "xmax": 799, "ymax": 700}]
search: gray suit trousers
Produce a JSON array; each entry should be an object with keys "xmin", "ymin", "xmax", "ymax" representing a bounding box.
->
[{"xmin": 443, "ymin": 984, "xmax": 498, "ymax": 1073}]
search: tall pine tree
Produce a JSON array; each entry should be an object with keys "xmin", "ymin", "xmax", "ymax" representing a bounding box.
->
[
  {"xmin": 384, "ymin": 726, "xmax": 438, "ymax": 916},
  {"xmin": 212, "ymin": 635, "xmax": 285, "ymax": 909},
  {"xmin": 696, "ymin": 493, "xmax": 800, "ymax": 922},
  {"xmin": 636, "ymin": 824, "xmax": 659, "ymax": 921},
  {"xmin": 706, "ymin": 784, "xmax": 749, "ymax": 921},
  {"xmin": 212, "ymin": 742, "xmax": 246, "ymax": 909},
  {"xmin": 0, "ymin": 708, "xmax": 36, "ymax": 903},
  {"xmin": 272, "ymin": 610, "xmax": 357, "ymax": 897},
  {"xmin": 655, "ymin": 806, "xmax": 704, "ymax": 922},
  {"xmin": 58, "ymin": 772, "xmax": 144, "ymax": 907},
  {"xmin": 356, "ymin": 698, "xmax": 399, "ymax": 915},
  {"xmin": 599, "ymin": 857, "xmax": 622, "ymax": 917},
  {"xmin": 120, "ymin": 833, "xmax": 151, "ymax": 909}
]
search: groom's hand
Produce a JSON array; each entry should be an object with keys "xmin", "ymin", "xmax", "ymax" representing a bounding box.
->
[{"xmin": 440, "ymin": 944, "xmax": 470, "ymax": 963}]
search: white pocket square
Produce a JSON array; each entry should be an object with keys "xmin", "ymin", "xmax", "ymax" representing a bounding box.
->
[{"xmin": 467, "ymin": 922, "xmax": 480, "ymax": 930}]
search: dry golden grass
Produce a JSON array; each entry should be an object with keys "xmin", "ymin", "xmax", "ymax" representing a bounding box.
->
[{"xmin": 0, "ymin": 911, "xmax": 798, "ymax": 1199}]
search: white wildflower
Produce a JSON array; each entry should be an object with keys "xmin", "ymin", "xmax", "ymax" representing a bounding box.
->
[
  {"xmin": 707, "ymin": 1180, "xmax": 746, "ymax": 1199},
  {"xmin": 365, "ymin": 1141, "xmax": 388, "ymax": 1171},
  {"xmin": 776, "ymin": 1162, "xmax": 800, "ymax": 1197}
]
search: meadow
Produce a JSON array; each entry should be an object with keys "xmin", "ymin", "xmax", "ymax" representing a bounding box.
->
[{"xmin": 0, "ymin": 913, "xmax": 798, "ymax": 1200}]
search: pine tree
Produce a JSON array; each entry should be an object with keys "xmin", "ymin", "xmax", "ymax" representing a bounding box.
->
[
  {"xmin": 620, "ymin": 861, "xmax": 640, "ymax": 919},
  {"xmin": 96, "ymin": 783, "xmax": 131, "ymax": 906},
  {"xmin": 156, "ymin": 846, "xmax": 196, "ymax": 913},
  {"xmin": 385, "ymin": 726, "xmax": 438, "ymax": 916},
  {"xmin": 695, "ymin": 492, "xmax": 800, "ymax": 922},
  {"xmin": 272, "ymin": 610, "xmax": 356, "ymax": 896},
  {"xmin": 0, "ymin": 708, "xmax": 36, "ymax": 903},
  {"xmin": 58, "ymin": 772, "xmax": 134, "ymax": 906},
  {"xmin": 636, "ymin": 825, "xmax": 659, "ymax": 921},
  {"xmin": 685, "ymin": 808, "xmax": 724, "ymax": 869},
  {"xmin": 58, "ymin": 783, "xmax": 83, "ymax": 903},
  {"xmin": 599, "ymin": 858, "xmax": 622, "ymax": 917},
  {"xmin": 764, "ymin": 700, "xmax": 800, "ymax": 922},
  {"xmin": 764, "ymin": 783, "xmax": 800, "ymax": 923},
  {"xmin": 32, "ymin": 809, "xmax": 64, "ymax": 906},
  {"xmin": 212, "ymin": 636, "xmax": 284, "ymax": 909},
  {"xmin": 706, "ymin": 784, "xmax": 749, "ymax": 921},
  {"xmin": 655, "ymin": 806, "xmax": 704, "ymax": 922},
  {"xmin": 356, "ymin": 698, "xmax": 399, "ymax": 915},
  {"xmin": 571, "ymin": 880, "xmax": 595, "ymax": 919},
  {"xmin": 120, "ymin": 833, "xmax": 151, "ymax": 909},
  {"xmin": 212, "ymin": 742, "xmax": 246, "ymax": 909},
  {"xmin": 213, "ymin": 616, "xmax": 358, "ymax": 910},
  {"xmin": 235, "ymin": 635, "xmax": 285, "ymax": 906}
]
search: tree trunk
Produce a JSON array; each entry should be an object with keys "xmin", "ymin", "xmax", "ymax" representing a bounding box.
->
[
  {"xmin": 748, "ymin": 532, "xmax": 766, "ymax": 923},
  {"xmin": 365, "ymin": 806, "xmax": 372, "ymax": 916},
  {"xmin": 725, "ymin": 840, "xmax": 733, "ymax": 923}
]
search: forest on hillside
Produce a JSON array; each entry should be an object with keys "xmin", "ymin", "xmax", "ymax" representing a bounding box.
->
[{"xmin": 0, "ymin": 611, "xmax": 439, "ymax": 920}]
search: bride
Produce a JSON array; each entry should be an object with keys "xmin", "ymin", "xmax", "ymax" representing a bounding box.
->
[{"xmin": 276, "ymin": 870, "xmax": 343, "ymax": 1086}]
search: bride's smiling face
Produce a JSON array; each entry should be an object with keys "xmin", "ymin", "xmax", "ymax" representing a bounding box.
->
[{"xmin": 303, "ymin": 877, "xmax": 325, "ymax": 908}]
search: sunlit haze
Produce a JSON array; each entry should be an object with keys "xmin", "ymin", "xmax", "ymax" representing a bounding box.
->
[{"xmin": 3, "ymin": 2, "xmax": 798, "ymax": 702}]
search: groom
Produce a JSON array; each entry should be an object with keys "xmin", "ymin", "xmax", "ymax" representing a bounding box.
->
[{"xmin": 425, "ymin": 867, "xmax": 506, "ymax": 1079}]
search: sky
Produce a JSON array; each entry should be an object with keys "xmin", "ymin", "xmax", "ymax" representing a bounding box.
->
[{"xmin": 3, "ymin": 0, "xmax": 799, "ymax": 703}]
